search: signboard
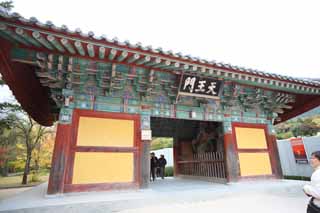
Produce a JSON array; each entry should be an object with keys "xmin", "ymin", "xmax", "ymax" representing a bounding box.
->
[
  {"xmin": 141, "ymin": 130, "xmax": 152, "ymax": 140},
  {"xmin": 178, "ymin": 74, "xmax": 222, "ymax": 99},
  {"xmin": 290, "ymin": 137, "xmax": 308, "ymax": 164},
  {"xmin": 140, "ymin": 115, "xmax": 150, "ymax": 130}
]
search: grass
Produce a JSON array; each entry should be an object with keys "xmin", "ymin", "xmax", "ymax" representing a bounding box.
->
[{"xmin": 0, "ymin": 171, "xmax": 49, "ymax": 189}]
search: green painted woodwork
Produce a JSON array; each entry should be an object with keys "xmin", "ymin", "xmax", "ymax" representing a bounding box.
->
[
  {"xmin": 47, "ymin": 35, "xmax": 65, "ymax": 52},
  {"xmin": 6, "ymin": 47, "xmax": 301, "ymax": 126},
  {"xmin": 61, "ymin": 38, "xmax": 76, "ymax": 54},
  {"xmin": 32, "ymin": 31, "xmax": 54, "ymax": 50},
  {"xmin": 75, "ymin": 41, "xmax": 85, "ymax": 56},
  {"xmin": 0, "ymin": 24, "xmax": 31, "ymax": 46},
  {"xmin": 117, "ymin": 51, "xmax": 128, "ymax": 62},
  {"xmin": 145, "ymin": 58, "xmax": 161, "ymax": 66},
  {"xmin": 136, "ymin": 56, "xmax": 151, "ymax": 65},
  {"xmin": 108, "ymin": 49, "xmax": 117, "ymax": 60},
  {"xmin": 87, "ymin": 43, "xmax": 95, "ymax": 57},
  {"xmin": 15, "ymin": 28, "xmax": 42, "ymax": 48},
  {"xmin": 99, "ymin": 46, "xmax": 106, "ymax": 59},
  {"xmin": 127, "ymin": 53, "xmax": 140, "ymax": 63}
]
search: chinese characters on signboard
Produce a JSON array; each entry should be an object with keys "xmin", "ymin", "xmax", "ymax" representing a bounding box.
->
[
  {"xmin": 290, "ymin": 137, "xmax": 308, "ymax": 164},
  {"xmin": 178, "ymin": 74, "xmax": 222, "ymax": 99}
]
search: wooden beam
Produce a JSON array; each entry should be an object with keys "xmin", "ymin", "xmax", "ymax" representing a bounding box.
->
[
  {"xmin": 0, "ymin": 24, "xmax": 31, "ymax": 46},
  {"xmin": 15, "ymin": 28, "xmax": 42, "ymax": 48},
  {"xmin": 32, "ymin": 31, "xmax": 54, "ymax": 50},
  {"xmin": 153, "ymin": 60, "xmax": 170, "ymax": 68},
  {"xmin": 127, "ymin": 53, "xmax": 140, "ymax": 63},
  {"xmin": 136, "ymin": 55, "xmax": 151, "ymax": 65},
  {"xmin": 117, "ymin": 51, "xmax": 128, "ymax": 62},
  {"xmin": 145, "ymin": 57, "xmax": 161, "ymax": 67},
  {"xmin": 99, "ymin": 46, "xmax": 105, "ymax": 59},
  {"xmin": 47, "ymin": 35, "xmax": 65, "ymax": 52},
  {"xmin": 61, "ymin": 38, "xmax": 76, "ymax": 54},
  {"xmin": 87, "ymin": 43, "xmax": 95, "ymax": 57},
  {"xmin": 108, "ymin": 49, "xmax": 117, "ymax": 60},
  {"xmin": 74, "ymin": 41, "xmax": 85, "ymax": 56},
  {"xmin": 109, "ymin": 63, "xmax": 116, "ymax": 94}
]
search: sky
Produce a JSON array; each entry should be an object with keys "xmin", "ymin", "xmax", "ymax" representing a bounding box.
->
[{"xmin": 1, "ymin": 0, "xmax": 320, "ymax": 102}]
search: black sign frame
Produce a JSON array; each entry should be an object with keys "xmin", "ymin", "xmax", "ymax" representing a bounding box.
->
[{"xmin": 178, "ymin": 74, "xmax": 222, "ymax": 99}]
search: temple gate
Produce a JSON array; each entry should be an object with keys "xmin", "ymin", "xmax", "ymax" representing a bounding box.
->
[{"xmin": 0, "ymin": 8, "xmax": 319, "ymax": 194}]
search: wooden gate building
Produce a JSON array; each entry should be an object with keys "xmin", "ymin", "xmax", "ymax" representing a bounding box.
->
[{"xmin": 0, "ymin": 9, "xmax": 319, "ymax": 194}]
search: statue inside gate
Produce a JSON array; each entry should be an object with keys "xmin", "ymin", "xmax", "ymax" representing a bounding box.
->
[{"xmin": 191, "ymin": 122, "xmax": 223, "ymax": 153}]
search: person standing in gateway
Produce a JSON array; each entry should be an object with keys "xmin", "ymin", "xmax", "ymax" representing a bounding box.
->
[
  {"xmin": 303, "ymin": 151, "xmax": 320, "ymax": 213},
  {"xmin": 158, "ymin": 154, "xmax": 167, "ymax": 179},
  {"xmin": 150, "ymin": 152, "xmax": 158, "ymax": 181}
]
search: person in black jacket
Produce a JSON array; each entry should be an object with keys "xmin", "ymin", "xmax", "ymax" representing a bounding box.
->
[
  {"xmin": 158, "ymin": 154, "xmax": 167, "ymax": 179},
  {"xmin": 150, "ymin": 152, "xmax": 158, "ymax": 181}
]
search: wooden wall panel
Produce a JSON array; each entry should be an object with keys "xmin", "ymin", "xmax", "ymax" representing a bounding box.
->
[
  {"xmin": 238, "ymin": 153, "xmax": 272, "ymax": 176},
  {"xmin": 72, "ymin": 152, "xmax": 134, "ymax": 184},
  {"xmin": 76, "ymin": 117, "xmax": 134, "ymax": 147}
]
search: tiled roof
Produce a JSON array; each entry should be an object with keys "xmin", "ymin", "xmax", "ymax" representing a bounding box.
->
[{"xmin": 0, "ymin": 7, "xmax": 319, "ymax": 87}]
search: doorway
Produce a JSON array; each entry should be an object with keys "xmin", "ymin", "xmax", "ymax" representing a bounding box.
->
[{"xmin": 150, "ymin": 117, "xmax": 227, "ymax": 183}]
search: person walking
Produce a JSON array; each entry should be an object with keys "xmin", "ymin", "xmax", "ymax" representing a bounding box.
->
[
  {"xmin": 303, "ymin": 151, "xmax": 320, "ymax": 213},
  {"xmin": 158, "ymin": 154, "xmax": 167, "ymax": 179},
  {"xmin": 150, "ymin": 152, "xmax": 158, "ymax": 181}
]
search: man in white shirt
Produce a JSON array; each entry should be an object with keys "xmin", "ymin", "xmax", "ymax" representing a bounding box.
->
[{"xmin": 303, "ymin": 151, "xmax": 320, "ymax": 213}]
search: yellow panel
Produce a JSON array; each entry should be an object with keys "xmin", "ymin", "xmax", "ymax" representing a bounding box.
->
[
  {"xmin": 77, "ymin": 117, "xmax": 134, "ymax": 147},
  {"xmin": 238, "ymin": 153, "xmax": 272, "ymax": 176},
  {"xmin": 235, "ymin": 127, "xmax": 267, "ymax": 149},
  {"xmin": 72, "ymin": 152, "xmax": 134, "ymax": 184}
]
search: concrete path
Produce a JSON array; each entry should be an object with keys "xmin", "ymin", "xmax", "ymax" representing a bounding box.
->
[
  {"xmin": 0, "ymin": 178, "xmax": 310, "ymax": 212},
  {"xmin": 0, "ymin": 188, "xmax": 31, "ymax": 201}
]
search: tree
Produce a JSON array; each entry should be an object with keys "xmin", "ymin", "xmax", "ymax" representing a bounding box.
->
[
  {"xmin": 151, "ymin": 138, "xmax": 173, "ymax": 150},
  {"xmin": 32, "ymin": 129, "xmax": 55, "ymax": 171},
  {"xmin": 275, "ymin": 116, "xmax": 320, "ymax": 139},
  {"xmin": 291, "ymin": 119, "xmax": 320, "ymax": 137},
  {"xmin": 0, "ymin": 121, "xmax": 19, "ymax": 176},
  {"xmin": 0, "ymin": 101, "xmax": 21, "ymax": 176},
  {"xmin": 0, "ymin": 1, "xmax": 13, "ymax": 11},
  {"xmin": 13, "ymin": 115, "xmax": 52, "ymax": 184},
  {"xmin": 0, "ymin": 102, "xmax": 21, "ymax": 136}
]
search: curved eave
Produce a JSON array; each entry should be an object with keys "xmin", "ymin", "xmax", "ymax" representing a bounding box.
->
[
  {"xmin": 0, "ymin": 13, "xmax": 319, "ymax": 89},
  {"xmin": 275, "ymin": 94, "xmax": 320, "ymax": 124},
  {"xmin": 0, "ymin": 38, "xmax": 55, "ymax": 126}
]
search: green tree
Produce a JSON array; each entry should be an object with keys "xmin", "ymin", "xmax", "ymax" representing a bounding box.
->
[
  {"xmin": 275, "ymin": 116, "xmax": 320, "ymax": 139},
  {"xmin": 31, "ymin": 128, "xmax": 55, "ymax": 171},
  {"xmin": 0, "ymin": 76, "xmax": 22, "ymax": 176},
  {"xmin": 291, "ymin": 118, "xmax": 320, "ymax": 137},
  {"xmin": 0, "ymin": 1, "xmax": 13, "ymax": 11},
  {"xmin": 151, "ymin": 138, "xmax": 173, "ymax": 150},
  {"xmin": 13, "ymin": 115, "xmax": 52, "ymax": 184},
  {"xmin": 0, "ymin": 119, "xmax": 19, "ymax": 176}
]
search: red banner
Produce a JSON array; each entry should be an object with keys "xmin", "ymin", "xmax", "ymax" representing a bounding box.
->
[{"xmin": 290, "ymin": 137, "xmax": 308, "ymax": 164}]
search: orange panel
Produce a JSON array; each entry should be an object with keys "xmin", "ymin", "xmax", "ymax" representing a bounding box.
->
[
  {"xmin": 77, "ymin": 117, "xmax": 134, "ymax": 147},
  {"xmin": 72, "ymin": 152, "xmax": 134, "ymax": 184},
  {"xmin": 235, "ymin": 127, "xmax": 267, "ymax": 149}
]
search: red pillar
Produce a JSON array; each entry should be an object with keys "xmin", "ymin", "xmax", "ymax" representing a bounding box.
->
[
  {"xmin": 47, "ymin": 123, "xmax": 72, "ymax": 194},
  {"xmin": 267, "ymin": 134, "xmax": 283, "ymax": 178},
  {"xmin": 223, "ymin": 133, "xmax": 239, "ymax": 182}
]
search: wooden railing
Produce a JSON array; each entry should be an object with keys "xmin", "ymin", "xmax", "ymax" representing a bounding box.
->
[{"xmin": 177, "ymin": 152, "xmax": 226, "ymax": 182}]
